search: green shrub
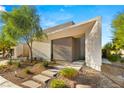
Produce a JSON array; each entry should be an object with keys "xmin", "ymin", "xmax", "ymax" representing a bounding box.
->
[
  {"xmin": 42, "ymin": 61, "xmax": 49, "ymax": 67},
  {"xmin": 0, "ymin": 65, "xmax": 7, "ymax": 70},
  {"xmin": 120, "ymin": 58, "xmax": 124, "ymax": 63},
  {"xmin": 13, "ymin": 62, "xmax": 21, "ymax": 67},
  {"xmin": 8, "ymin": 60, "xmax": 21, "ymax": 68},
  {"xmin": 108, "ymin": 54, "xmax": 120, "ymax": 62},
  {"xmin": 49, "ymin": 79, "xmax": 67, "ymax": 88},
  {"xmin": 8, "ymin": 60, "xmax": 13, "ymax": 65},
  {"xmin": 59, "ymin": 68, "xmax": 78, "ymax": 79},
  {"xmin": 23, "ymin": 67, "xmax": 31, "ymax": 74}
]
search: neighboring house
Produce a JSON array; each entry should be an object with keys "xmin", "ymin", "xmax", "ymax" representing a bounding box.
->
[{"xmin": 14, "ymin": 17, "xmax": 102, "ymax": 71}]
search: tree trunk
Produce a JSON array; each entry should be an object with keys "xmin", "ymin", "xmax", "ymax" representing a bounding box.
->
[
  {"xmin": 30, "ymin": 41, "xmax": 33, "ymax": 63},
  {"xmin": 27, "ymin": 41, "xmax": 33, "ymax": 63},
  {"xmin": 2, "ymin": 48, "xmax": 5, "ymax": 59}
]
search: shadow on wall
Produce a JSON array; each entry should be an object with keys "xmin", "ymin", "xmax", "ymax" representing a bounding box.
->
[
  {"xmin": 32, "ymin": 48, "xmax": 49, "ymax": 60},
  {"xmin": 53, "ymin": 45, "xmax": 72, "ymax": 61}
]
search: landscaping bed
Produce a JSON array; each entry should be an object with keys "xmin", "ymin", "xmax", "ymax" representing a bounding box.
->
[
  {"xmin": 0, "ymin": 60, "xmax": 57, "ymax": 87},
  {"xmin": 0, "ymin": 60, "xmax": 122, "ymax": 88},
  {"xmin": 47, "ymin": 66, "xmax": 121, "ymax": 88}
]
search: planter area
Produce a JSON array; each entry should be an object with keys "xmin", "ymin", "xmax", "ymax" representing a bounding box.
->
[{"xmin": 0, "ymin": 60, "xmax": 123, "ymax": 88}]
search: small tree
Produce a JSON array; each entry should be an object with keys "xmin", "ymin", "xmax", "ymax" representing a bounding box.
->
[
  {"xmin": 112, "ymin": 12, "xmax": 124, "ymax": 49},
  {"xmin": 0, "ymin": 6, "xmax": 46, "ymax": 62},
  {"xmin": 0, "ymin": 31, "xmax": 15, "ymax": 58}
]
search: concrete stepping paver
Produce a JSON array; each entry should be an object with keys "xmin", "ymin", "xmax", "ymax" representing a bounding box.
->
[
  {"xmin": 32, "ymin": 74, "xmax": 51, "ymax": 84},
  {"xmin": 66, "ymin": 66, "xmax": 82, "ymax": 70},
  {"xmin": 48, "ymin": 68, "xmax": 59, "ymax": 72},
  {"xmin": 76, "ymin": 84, "xmax": 91, "ymax": 88},
  {"xmin": 21, "ymin": 80, "xmax": 41, "ymax": 88},
  {"xmin": 0, "ymin": 81, "xmax": 21, "ymax": 88},
  {"xmin": 54, "ymin": 65, "xmax": 65, "ymax": 69},
  {"xmin": 41, "ymin": 70, "xmax": 58, "ymax": 77},
  {"xmin": 0, "ymin": 76, "xmax": 7, "ymax": 84},
  {"xmin": 0, "ymin": 76, "xmax": 21, "ymax": 88}
]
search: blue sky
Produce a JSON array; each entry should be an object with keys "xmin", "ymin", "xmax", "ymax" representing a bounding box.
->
[{"xmin": 1, "ymin": 5, "xmax": 124, "ymax": 46}]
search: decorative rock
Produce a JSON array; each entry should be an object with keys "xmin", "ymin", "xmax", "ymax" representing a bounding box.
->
[
  {"xmin": 32, "ymin": 74, "xmax": 51, "ymax": 84},
  {"xmin": 76, "ymin": 84, "xmax": 91, "ymax": 88},
  {"xmin": 21, "ymin": 80, "xmax": 41, "ymax": 88},
  {"xmin": 41, "ymin": 70, "xmax": 57, "ymax": 77}
]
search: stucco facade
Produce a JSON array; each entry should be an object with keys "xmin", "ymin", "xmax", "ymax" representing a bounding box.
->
[
  {"xmin": 31, "ymin": 41, "xmax": 51, "ymax": 61},
  {"xmin": 14, "ymin": 17, "xmax": 102, "ymax": 71}
]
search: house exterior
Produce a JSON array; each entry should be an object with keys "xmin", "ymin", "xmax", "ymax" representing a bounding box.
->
[{"xmin": 14, "ymin": 17, "xmax": 102, "ymax": 71}]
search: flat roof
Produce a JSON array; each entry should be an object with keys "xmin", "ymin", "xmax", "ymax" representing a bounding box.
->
[{"xmin": 46, "ymin": 17, "xmax": 101, "ymax": 40}]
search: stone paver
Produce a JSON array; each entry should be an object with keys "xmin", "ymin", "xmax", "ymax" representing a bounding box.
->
[
  {"xmin": 21, "ymin": 80, "xmax": 41, "ymax": 88},
  {"xmin": 49, "ymin": 68, "xmax": 59, "ymax": 72},
  {"xmin": 0, "ymin": 81, "xmax": 21, "ymax": 88},
  {"xmin": 66, "ymin": 66, "xmax": 82, "ymax": 70},
  {"xmin": 32, "ymin": 74, "xmax": 51, "ymax": 84},
  {"xmin": 41, "ymin": 70, "xmax": 57, "ymax": 77},
  {"xmin": 0, "ymin": 76, "xmax": 7, "ymax": 84},
  {"xmin": 54, "ymin": 65, "xmax": 65, "ymax": 69},
  {"xmin": 76, "ymin": 84, "xmax": 91, "ymax": 88},
  {"xmin": 0, "ymin": 76, "xmax": 21, "ymax": 88}
]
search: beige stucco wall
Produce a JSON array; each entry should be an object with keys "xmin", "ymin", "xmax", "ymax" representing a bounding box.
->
[
  {"xmin": 14, "ymin": 44, "xmax": 29, "ymax": 58},
  {"xmin": 72, "ymin": 38, "xmax": 80, "ymax": 60},
  {"xmin": 80, "ymin": 35, "xmax": 85, "ymax": 60},
  {"xmin": 52, "ymin": 37, "xmax": 73, "ymax": 61},
  {"xmin": 85, "ymin": 17, "xmax": 102, "ymax": 71},
  {"xmin": 31, "ymin": 41, "xmax": 51, "ymax": 61}
]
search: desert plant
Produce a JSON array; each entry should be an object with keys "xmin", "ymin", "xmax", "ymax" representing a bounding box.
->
[
  {"xmin": 42, "ymin": 61, "xmax": 49, "ymax": 67},
  {"xmin": 13, "ymin": 62, "xmax": 21, "ymax": 68},
  {"xmin": 8, "ymin": 60, "xmax": 13, "ymax": 65},
  {"xmin": 59, "ymin": 68, "xmax": 78, "ymax": 79},
  {"xmin": 8, "ymin": 60, "xmax": 21, "ymax": 68},
  {"xmin": 120, "ymin": 58, "xmax": 124, "ymax": 63},
  {"xmin": 0, "ymin": 65, "xmax": 7, "ymax": 70},
  {"xmin": 108, "ymin": 54, "xmax": 121, "ymax": 62},
  {"xmin": 23, "ymin": 67, "xmax": 31, "ymax": 74},
  {"xmin": 49, "ymin": 79, "xmax": 67, "ymax": 88}
]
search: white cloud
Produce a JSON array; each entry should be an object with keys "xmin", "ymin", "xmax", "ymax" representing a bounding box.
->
[{"xmin": 0, "ymin": 6, "xmax": 6, "ymax": 12}]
